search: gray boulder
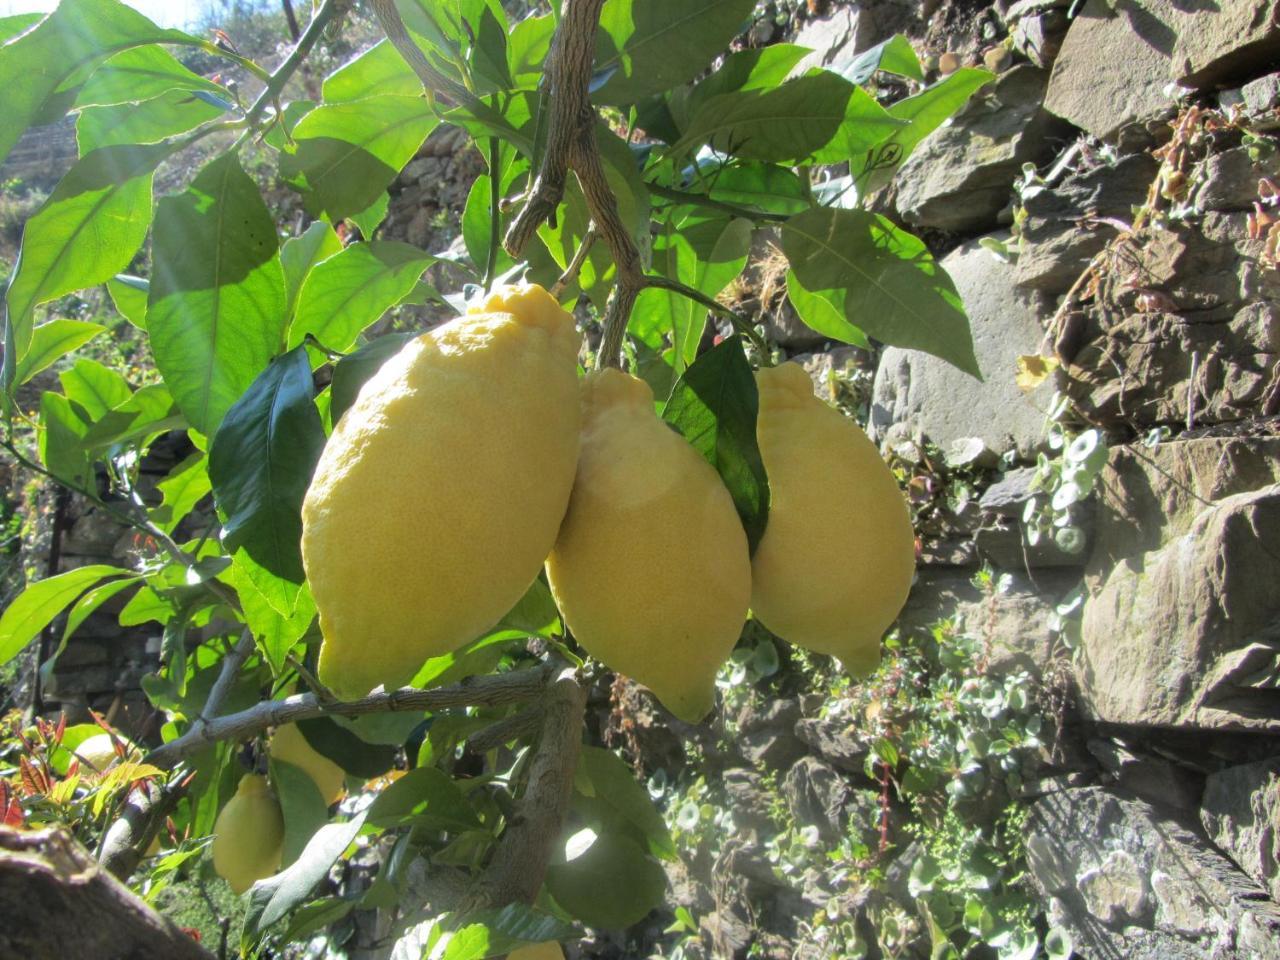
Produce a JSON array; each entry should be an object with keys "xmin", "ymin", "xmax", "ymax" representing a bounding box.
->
[
  {"xmin": 1025, "ymin": 786, "xmax": 1280, "ymax": 959},
  {"xmin": 1201, "ymin": 757, "xmax": 1280, "ymax": 903}
]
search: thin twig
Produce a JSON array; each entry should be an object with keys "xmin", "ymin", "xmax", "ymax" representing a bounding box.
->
[
  {"xmin": 551, "ymin": 224, "xmax": 598, "ymax": 297},
  {"xmin": 145, "ymin": 662, "xmax": 556, "ymax": 770},
  {"xmin": 484, "ymin": 136, "xmax": 502, "ymax": 292},
  {"xmin": 199, "ymin": 630, "xmax": 256, "ymax": 726},
  {"xmin": 242, "ymin": 0, "xmax": 352, "ymax": 132},
  {"xmin": 466, "ymin": 705, "xmax": 545, "ymax": 754},
  {"xmin": 646, "ymin": 181, "xmax": 789, "ymax": 223}
]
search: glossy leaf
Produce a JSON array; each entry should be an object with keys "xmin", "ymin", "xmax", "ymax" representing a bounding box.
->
[
  {"xmin": 671, "ymin": 43, "xmax": 809, "ymax": 130},
  {"xmin": 209, "ymin": 345, "xmax": 325, "ymax": 584},
  {"xmin": 0, "ymin": 564, "xmax": 124, "ymax": 667},
  {"xmin": 329, "ymin": 333, "xmax": 414, "ymax": 425},
  {"xmin": 281, "ymin": 222, "xmax": 343, "ymax": 324},
  {"xmin": 11, "ymin": 319, "xmax": 105, "ymax": 387},
  {"xmin": 4, "ymin": 142, "xmax": 170, "ymax": 362},
  {"xmin": 242, "ymin": 812, "xmax": 366, "ymax": 936},
  {"xmin": 787, "ymin": 272, "xmax": 870, "ymax": 348},
  {"xmin": 365, "ymin": 766, "xmax": 482, "ymax": 832},
  {"xmin": 289, "ymin": 241, "xmax": 435, "ymax": 353},
  {"xmin": 592, "ymin": 0, "xmax": 756, "ymax": 106},
  {"xmin": 296, "ymin": 717, "xmax": 396, "ymax": 779},
  {"xmin": 0, "ymin": 0, "xmax": 197, "ymax": 166},
  {"xmin": 150, "ymin": 452, "xmax": 211, "ymax": 534},
  {"xmin": 270, "ymin": 759, "xmax": 330, "ymax": 867},
  {"xmin": 233, "ymin": 568, "xmax": 316, "ymax": 674},
  {"xmin": 576, "ymin": 746, "xmax": 675, "ymax": 860},
  {"xmin": 701, "ymin": 163, "xmax": 810, "ymax": 216},
  {"xmin": 781, "ymin": 207, "xmax": 979, "ymax": 377},
  {"xmin": 507, "ymin": 12, "xmax": 553, "ymax": 88},
  {"xmin": 441, "ymin": 904, "xmax": 577, "ymax": 959},
  {"xmin": 74, "ymin": 44, "xmax": 223, "ymax": 107},
  {"xmin": 662, "ymin": 336, "xmax": 769, "ymax": 552},
  {"xmin": 545, "ymin": 832, "xmax": 666, "ymax": 930},
  {"xmin": 282, "ymin": 96, "xmax": 438, "ymax": 223},
  {"xmin": 76, "ymin": 88, "xmax": 226, "ymax": 152},
  {"xmin": 148, "ymin": 152, "xmax": 287, "ymax": 435}
]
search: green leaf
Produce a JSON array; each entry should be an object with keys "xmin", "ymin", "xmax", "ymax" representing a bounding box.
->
[
  {"xmin": 0, "ymin": 0, "xmax": 199, "ymax": 166},
  {"xmin": 440, "ymin": 904, "xmax": 576, "ymax": 959},
  {"xmin": 76, "ymin": 88, "xmax": 227, "ymax": 153},
  {"xmin": 0, "ymin": 13, "xmax": 41, "ymax": 43},
  {"xmin": 11, "ymin": 319, "xmax": 105, "ymax": 387},
  {"xmin": 856, "ymin": 68, "xmax": 994, "ymax": 191},
  {"xmin": 282, "ymin": 95, "xmax": 438, "ymax": 223},
  {"xmin": 242, "ymin": 811, "xmax": 365, "ymax": 936},
  {"xmin": 348, "ymin": 191, "xmax": 390, "ymax": 240},
  {"xmin": 228, "ymin": 547, "xmax": 302, "ymax": 621},
  {"xmin": 365, "ymin": 766, "xmax": 482, "ymax": 831},
  {"xmin": 209, "ymin": 346, "xmax": 325, "ymax": 584},
  {"xmin": 808, "ymin": 83, "xmax": 906, "ymax": 165},
  {"xmin": 592, "ymin": 0, "xmax": 756, "ymax": 106},
  {"xmin": 0, "ymin": 564, "xmax": 124, "ymax": 668},
  {"xmin": 841, "ymin": 34, "xmax": 924, "ymax": 85},
  {"xmin": 38, "ymin": 391, "xmax": 92, "ymax": 488},
  {"xmin": 150, "ymin": 452, "xmax": 211, "ymax": 535},
  {"xmin": 270, "ymin": 758, "xmax": 330, "ymax": 867},
  {"xmin": 278, "ymin": 897, "xmax": 356, "ymax": 946},
  {"xmin": 321, "ymin": 39, "xmax": 421, "ymax": 102},
  {"xmin": 296, "ymin": 716, "xmax": 396, "ymax": 779},
  {"xmin": 495, "ymin": 575, "xmax": 560, "ymax": 637},
  {"xmin": 329, "ymin": 333, "xmax": 415, "ymax": 425},
  {"xmin": 507, "ymin": 12, "xmax": 553, "ymax": 89},
  {"xmin": 671, "ymin": 71, "xmax": 860, "ymax": 162},
  {"xmin": 702, "ymin": 163, "xmax": 810, "ymax": 216},
  {"xmin": 576, "ymin": 746, "xmax": 675, "ymax": 860},
  {"xmin": 281, "ymin": 222, "xmax": 343, "ymax": 324},
  {"xmin": 106, "ymin": 274, "xmax": 148, "ymax": 329},
  {"xmin": 787, "ymin": 273, "xmax": 869, "ymax": 348},
  {"xmin": 74, "ymin": 44, "xmax": 223, "ymax": 107},
  {"xmin": 545, "ymin": 832, "xmax": 666, "ymax": 929},
  {"xmin": 661, "ymin": 336, "xmax": 769, "ymax": 553},
  {"xmin": 79, "ymin": 382, "xmax": 182, "ymax": 452},
  {"xmin": 781, "ymin": 207, "xmax": 979, "ymax": 376},
  {"xmin": 671, "ymin": 43, "xmax": 810, "ymax": 130},
  {"xmin": 289, "ymin": 241, "xmax": 435, "ymax": 353},
  {"xmin": 59, "ymin": 358, "xmax": 130, "ymax": 419},
  {"xmin": 235, "ymin": 572, "xmax": 316, "ymax": 674},
  {"xmin": 148, "ymin": 151, "xmax": 287, "ymax": 435},
  {"xmin": 4, "ymin": 142, "xmax": 170, "ymax": 363}
]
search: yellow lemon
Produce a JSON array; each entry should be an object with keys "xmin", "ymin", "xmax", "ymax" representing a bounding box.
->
[
  {"xmin": 508, "ymin": 944, "xmax": 565, "ymax": 960},
  {"xmin": 750, "ymin": 362, "xmax": 915, "ymax": 675},
  {"xmin": 302, "ymin": 283, "xmax": 582, "ymax": 698},
  {"xmin": 270, "ymin": 723, "xmax": 346, "ymax": 806},
  {"xmin": 546, "ymin": 369, "xmax": 750, "ymax": 722},
  {"xmin": 212, "ymin": 774, "xmax": 284, "ymax": 895},
  {"xmin": 74, "ymin": 732, "xmax": 137, "ymax": 773}
]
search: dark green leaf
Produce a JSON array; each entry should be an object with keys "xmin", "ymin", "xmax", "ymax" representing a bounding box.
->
[
  {"xmin": 0, "ymin": 0, "xmax": 198, "ymax": 166},
  {"xmin": 545, "ymin": 832, "xmax": 666, "ymax": 929},
  {"xmin": 76, "ymin": 88, "xmax": 226, "ymax": 152},
  {"xmin": 74, "ymin": 44, "xmax": 223, "ymax": 107},
  {"xmin": 329, "ymin": 333, "xmax": 415, "ymax": 425},
  {"xmin": 4, "ymin": 142, "xmax": 170, "ymax": 363},
  {"xmin": 149, "ymin": 152, "xmax": 287, "ymax": 435},
  {"xmin": 209, "ymin": 345, "xmax": 325, "ymax": 583},
  {"xmin": 576, "ymin": 746, "xmax": 675, "ymax": 860},
  {"xmin": 278, "ymin": 897, "xmax": 355, "ymax": 945},
  {"xmin": 781, "ymin": 207, "xmax": 979, "ymax": 376},
  {"xmin": 289, "ymin": 241, "xmax": 435, "ymax": 353},
  {"xmin": 282, "ymin": 96, "xmax": 437, "ymax": 223},
  {"xmin": 592, "ymin": 0, "xmax": 756, "ymax": 106},
  {"xmin": 242, "ymin": 812, "xmax": 366, "ymax": 937},
  {"xmin": 366, "ymin": 766, "xmax": 482, "ymax": 832},
  {"xmin": 0, "ymin": 564, "xmax": 124, "ymax": 668},
  {"xmin": 671, "ymin": 43, "xmax": 809, "ymax": 130},
  {"xmin": 12, "ymin": 319, "xmax": 105, "ymax": 387},
  {"xmin": 661, "ymin": 336, "xmax": 769, "ymax": 553},
  {"xmin": 296, "ymin": 716, "xmax": 396, "ymax": 779},
  {"xmin": 270, "ymin": 758, "xmax": 331, "ymax": 867},
  {"xmin": 281, "ymin": 222, "xmax": 343, "ymax": 324}
]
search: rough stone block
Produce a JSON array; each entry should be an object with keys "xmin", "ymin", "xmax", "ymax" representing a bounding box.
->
[{"xmin": 1201, "ymin": 757, "xmax": 1280, "ymax": 903}]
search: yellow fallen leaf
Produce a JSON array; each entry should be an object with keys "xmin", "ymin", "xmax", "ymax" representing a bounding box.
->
[{"xmin": 1016, "ymin": 354, "xmax": 1059, "ymax": 393}]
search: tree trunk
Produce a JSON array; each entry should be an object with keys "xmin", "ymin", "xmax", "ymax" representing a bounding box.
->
[{"xmin": 0, "ymin": 826, "xmax": 213, "ymax": 960}]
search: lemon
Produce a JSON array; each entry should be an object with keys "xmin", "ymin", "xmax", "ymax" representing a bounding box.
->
[
  {"xmin": 270, "ymin": 723, "xmax": 346, "ymax": 806},
  {"xmin": 508, "ymin": 944, "xmax": 565, "ymax": 960},
  {"xmin": 74, "ymin": 732, "xmax": 137, "ymax": 773},
  {"xmin": 212, "ymin": 774, "xmax": 284, "ymax": 895},
  {"xmin": 750, "ymin": 362, "xmax": 915, "ymax": 675},
  {"xmin": 302, "ymin": 283, "xmax": 582, "ymax": 698},
  {"xmin": 546, "ymin": 369, "xmax": 750, "ymax": 722}
]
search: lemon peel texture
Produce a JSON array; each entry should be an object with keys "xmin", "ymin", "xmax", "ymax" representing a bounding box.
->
[
  {"xmin": 270, "ymin": 723, "xmax": 346, "ymax": 806},
  {"xmin": 750, "ymin": 362, "xmax": 915, "ymax": 675},
  {"xmin": 546, "ymin": 369, "xmax": 751, "ymax": 722},
  {"xmin": 302, "ymin": 283, "xmax": 582, "ymax": 698},
  {"xmin": 212, "ymin": 774, "xmax": 285, "ymax": 895}
]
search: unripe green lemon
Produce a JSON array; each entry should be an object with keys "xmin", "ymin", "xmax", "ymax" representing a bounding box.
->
[
  {"xmin": 508, "ymin": 943, "xmax": 565, "ymax": 960},
  {"xmin": 750, "ymin": 362, "xmax": 915, "ymax": 675},
  {"xmin": 302, "ymin": 283, "xmax": 582, "ymax": 698},
  {"xmin": 269, "ymin": 723, "xmax": 345, "ymax": 806},
  {"xmin": 546, "ymin": 369, "xmax": 751, "ymax": 722},
  {"xmin": 211, "ymin": 774, "xmax": 284, "ymax": 895}
]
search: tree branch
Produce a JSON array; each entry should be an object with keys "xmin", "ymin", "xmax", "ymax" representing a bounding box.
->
[
  {"xmin": 145, "ymin": 663, "xmax": 555, "ymax": 770},
  {"xmin": 367, "ymin": 0, "xmax": 474, "ymax": 107},
  {"xmin": 501, "ymin": 0, "xmax": 644, "ymax": 370},
  {"xmin": 647, "ymin": 181, "xmax": 789, "ymax": 224},
  {"xmin": 243, "ymin": 0, "xmax": 353, "ymax": 131}
]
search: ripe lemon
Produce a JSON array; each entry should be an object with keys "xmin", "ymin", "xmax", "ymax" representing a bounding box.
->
[
  {"xmin": 509, "ymin": 944, "xmax": 565, "ymax": 960},
  {"xmin": 546, "ymin": 369, "xmax": 751, "ymax": 722},
  {"xmin": 270, "ymin": 723, "xmax": 345, "ymax": 806},
  {"xmin": 212, "ymin": 774, "xmax": 284, "ymax": 894},
  {"xmin": 302, "ymin": 283, "xmax": 582, "ymax": 698},
  {"xmin": 74, "ymin": 732, "xmax": 137, "ymax": 773},
  {"xmin": 750, "ymin": 362, "xmax": 915, "ymax": 675}
]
